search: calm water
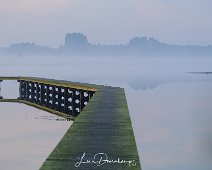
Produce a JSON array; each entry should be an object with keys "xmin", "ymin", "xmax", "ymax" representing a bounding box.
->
[
  {"xmin": 0, "ymin": 103, "xmax": 71, "ymax": 170},
  {"xmin": 0, "ymin": 56, "xmax": 212, "ymax": 170},
  {"xmin": 126, "ymin": 80, "xmax": 212, "ymax": 170}
]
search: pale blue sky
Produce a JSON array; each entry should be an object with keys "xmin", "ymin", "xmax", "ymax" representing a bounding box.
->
[{"xmin": 0, "ymin": 0, "xmax": 211, "ymax": 47}]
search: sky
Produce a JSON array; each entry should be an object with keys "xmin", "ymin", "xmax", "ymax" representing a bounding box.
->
[{"xmin": 0, "ymin": 0, "xmax": 212, "ymax": 47}]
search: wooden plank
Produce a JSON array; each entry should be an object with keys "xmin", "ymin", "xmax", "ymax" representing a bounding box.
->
[{"xmin": 40, "ymin": 86, "xmax": 141, "ymax": 170}]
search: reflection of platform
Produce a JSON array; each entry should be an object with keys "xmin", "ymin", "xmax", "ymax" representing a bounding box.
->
[
  {"xmin": 0, "ymin": 77, "xmax": 141, "ymax": 170},
  {"xmin": 0, "ymin": 98, "xmax": 75, "ymax": 120}
]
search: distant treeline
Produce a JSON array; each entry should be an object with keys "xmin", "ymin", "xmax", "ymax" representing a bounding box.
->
[{"xmin": 1, "ymin": 32, "xmax": 212, "ymax": 57}]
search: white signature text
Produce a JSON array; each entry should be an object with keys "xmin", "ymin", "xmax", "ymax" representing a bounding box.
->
[{"xmin": 75, "ymin": 152, "xmax": 137, "ymax": 168}]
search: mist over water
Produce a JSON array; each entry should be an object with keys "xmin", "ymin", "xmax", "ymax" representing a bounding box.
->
[
  {"xmin": 0, "ymin": 55, "xmax": 212, "ymax": 169},
  {"xmin": 1, "ymin": 55, "xmax": 211, "ymax": 87}
]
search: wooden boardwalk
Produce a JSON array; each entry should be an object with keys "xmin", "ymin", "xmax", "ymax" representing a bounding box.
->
[
  {"xmin": 0, "ymin": 77, "xmax": 141, "ymax": 169},
  {"xmin": 40, "ymin": 86, "xmax": 141, "ymax": 170}
]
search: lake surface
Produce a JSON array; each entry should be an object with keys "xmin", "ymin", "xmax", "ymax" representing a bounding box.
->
[
  {"xmin": 126, "ymin": 80, "xmax": 212, "ymax": 170},
  {"xmin": 0, "ymin": 103, "xmax": 71, "ymax": 170},
  {"xmin": 0, "ymin": 56, "xmax": 212, "ymax": 170}
]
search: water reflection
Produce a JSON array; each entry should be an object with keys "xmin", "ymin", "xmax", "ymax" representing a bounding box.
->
[
  {"xmin": 0, "ymin": 102, "xmax": 72, "ymax": 170},
  {"xmin": 126, "ymin": 80, "xmax": 212, "ymax": 170},
  {"xmin": 34, "ymin": 115, "xmax": 67, "ymax": 121},
  {"xmin": 0, "ymin": 55, "xmax": 212, "ymax": 169}
]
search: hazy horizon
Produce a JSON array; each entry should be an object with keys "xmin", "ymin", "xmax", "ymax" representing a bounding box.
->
[
  {"xmin": 1, "ymin": 0, "xmax": 212, "ymax": 48},
  {"xmin": 1, "ymin": 32, "xmax": 212, "ymax": 48}
]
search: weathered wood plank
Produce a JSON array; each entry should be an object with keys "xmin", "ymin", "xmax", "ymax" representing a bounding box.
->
[{"xmin": 40, "ymin": 86, "xmax": 141, "ymax": 170}]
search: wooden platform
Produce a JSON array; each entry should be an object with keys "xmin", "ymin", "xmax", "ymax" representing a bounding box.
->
[
  {"xmin": 0, "ymin": 77, "xmax": 141, "ymax": 169},
  {"xmin": 40, "ymin": 86, "xmax": 141, "ymax": 170}
]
